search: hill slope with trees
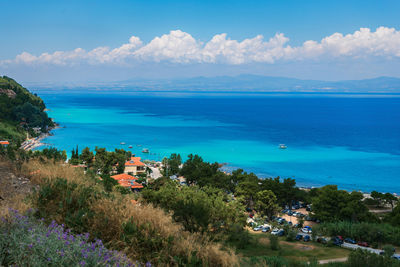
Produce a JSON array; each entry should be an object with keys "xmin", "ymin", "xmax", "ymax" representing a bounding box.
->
[{"xmin": 0, "ymin": 76, "xmax": 54, "ymax": 144}]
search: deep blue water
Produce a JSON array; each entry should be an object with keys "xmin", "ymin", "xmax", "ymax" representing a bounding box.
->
[{"xmin": 36, "ymin": 91, "xmax": 400, "ymax": 193}]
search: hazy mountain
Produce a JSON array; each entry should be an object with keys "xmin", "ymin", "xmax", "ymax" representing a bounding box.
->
[{"xmin": 27, "ymin": 75, "xmax": 400, "ymax": 93}]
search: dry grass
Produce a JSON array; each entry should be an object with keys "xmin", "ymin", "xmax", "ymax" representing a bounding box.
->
[{"xmin": 17, "ymin": 160, "xmax": 239, "ymax": 266}]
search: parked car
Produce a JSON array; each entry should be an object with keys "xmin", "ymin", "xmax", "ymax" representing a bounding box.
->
[
  {"xmin": 392, "ymin": 255, "xmax": 400, "ymax": 261},
  {"xmin": 295, "ymin": 234, "xmax": 303, "ymax": 241},
  {"xmin": 253, "ymin": 226, "xmax": 262, "ymax": 231},
  {"xmin": 271, "ymin": 229, "xmax": 285, "ymax": 236},
  {"xmin": 277, "ymin": 230, "xmax": 285, "ymax": 236},
  {"xmin": 278, "ymin": 218, "xmax": 286, "ymax": 225},
  {"xmin": 303, "ymin": 235, "xmax": 311, "ymax": 242},
  {"xmin": 344, "ymin": 238, "xmax": 356, "ymax": 244},
  {"xmin": 357, "ymin": 241, "xmax": 369, "ymax": 247},
  {"xmin": 287, "ymin": 210, "xmax": 294, "ymax": 216},
  {"xmin": 301, "ymin": 226, "xmax": 312, "ymax": 234},
  {"xmin": 271, "ymin": 229, "xmax": 280, "ymax": 235},
  {"xmin": 333, "ymin": 236, "xmax": 343, "ymax": 246},
  {"xmin": 262, "ymin": 226, "xmax": 271, "ymax": 233},
  {"xmin": 317, "ymin": 237, "xmax": 328, "ymax": 244}
]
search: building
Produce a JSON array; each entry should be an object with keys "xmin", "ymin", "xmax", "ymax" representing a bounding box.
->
[
  {"xmin": 111, "ymin": 173, "xmax": 144, "ymax": 191},
  {"xmin": 124, "ymin": 156, "xmax": 146, "ymax": 176},
  {"xmin": 0, "ymin": 141, "xmax": 9, "ymax": 147},
  {"xmin": 32, "ymin": 127, "xmax": 42, "ymax": 134}
]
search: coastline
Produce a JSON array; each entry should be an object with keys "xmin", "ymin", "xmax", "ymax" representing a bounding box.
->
[{"xmin": 20, "ymin": 125, "xmax": 60, "ymax": 151}]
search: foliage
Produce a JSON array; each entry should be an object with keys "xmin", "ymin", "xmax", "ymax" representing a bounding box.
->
[
  {"xmin": 311, "ymin": 185, "xmax": 375, "ymax": 222},
  {"xmin": 142, "ymin": 181, "xmax": 247, "ymax": 238},
  {"xmin": 162, "ymin": 153, "xmax": 182, "ymax": 176},
  {"xmin": 0, "ymin": 76, "xmax": 54, "ymax": 143},
  {"xmin": 347, "ymin": 249, "xmax": 400, "ymax": 267},
  {"xmin": 260, "ymin": 177, "xmax": 305, "ymax": 208},
  {"xmin": 24, "ymin": 160, "xmax": 238, "ymax": 266},
  {"xmin": 255, "ymin": 190, "xmax": 280, "ymax": 219},
  {"xmin": 0, "ymin": 209, "xmax": 133, "ymax": 266},
  {"xmin": 269, "ymin": 234, "xmax": 280, "ymax": 250},
  {"xmin": 385, "ymin": 204, "xmax": 400, "ymax": 227},
  {"xmin": 313, "ymin": 221, "xmax": 400, "ymax": 246}
]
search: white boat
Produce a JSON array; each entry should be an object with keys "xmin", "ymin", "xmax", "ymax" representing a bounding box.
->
[
  {"xmin": 279, "ymin": 144, "xmax": 287, "ymax": 149},
  {"xmin": 120, "ymin": 142, "xmax": 126, "ymax": 145},
  {"xmin": 142, "ymin": 148, "xmax": 149, "ymax": 153},
  {"xmin": 128, "ymin": 145, "xmax": 133, "ymax": 148}
]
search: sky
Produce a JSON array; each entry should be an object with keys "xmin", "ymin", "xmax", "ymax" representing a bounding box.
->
[{"xmin": 1, "ymin": 0, "xmax": 400, "ymax": 83}]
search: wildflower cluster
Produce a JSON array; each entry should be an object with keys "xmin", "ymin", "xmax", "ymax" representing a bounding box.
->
[{"xmin": 0, "ymin": 209, "xmax": 135, "ymax": 266}]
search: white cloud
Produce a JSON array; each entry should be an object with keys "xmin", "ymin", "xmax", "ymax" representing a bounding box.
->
[{"xmin": 2, "ymin": 27, "xmax": 400, "ymax": 66}]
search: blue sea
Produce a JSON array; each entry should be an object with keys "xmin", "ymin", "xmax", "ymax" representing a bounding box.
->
[{"xmin": 36, "ymin": 91, "xmax": 400, "ymax": 193}]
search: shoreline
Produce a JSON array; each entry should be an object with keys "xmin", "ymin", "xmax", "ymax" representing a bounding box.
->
[{"xmin": 20, "ymin": 125, "xmax": 60, "ymax": 151}]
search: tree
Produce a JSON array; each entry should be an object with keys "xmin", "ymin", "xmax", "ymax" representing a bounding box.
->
[
  {"xmin": 312, "ymin": 185, "xmax": 372, "ymax": 222},
  {"xmin": 80, "ymin": 147, "xmax": 94, "ymax": 167},
  {"xmin": 235, "ymin": 174, "xmax": 260, "ymax": 209},
  {"xmin": 255, "ymin": 190, "xmax": 279, "ymax": 219},
  {"xmin": 141, "ymin": 182, "xmax": 246, "ymax": 238},
  {"xmin": 371, "ymin": 191, "xmax": 384, "ymax": 207},
  {"xmin": 383, "ymin": 193, "xmax": 398, "ymax": 211}
]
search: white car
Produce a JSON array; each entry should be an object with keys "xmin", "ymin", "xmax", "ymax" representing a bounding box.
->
[
  {"xmin": 301, "ymin": 227, "xmax": 312, "ymax": 234},
  {"xmin": 253, "ymin": 226, "xmax": 262, "ymax": 231},
  {"xmin": 271, "ymin": 229, "xmax": 280, "ymax": 235}
]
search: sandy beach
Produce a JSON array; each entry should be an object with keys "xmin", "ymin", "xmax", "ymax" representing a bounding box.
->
[{"xmin": 20, "ymin": 125, "xmax": 60, "ymax": 151}]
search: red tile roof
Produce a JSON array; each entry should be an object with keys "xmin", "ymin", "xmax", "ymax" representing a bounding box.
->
[
  {"xmin": 125, "ymin": 157, "xmax": 145, "ymax": 166},
  {"xmin": 0, "ymin": 141, "xmax": 10, "ymax": 145},
  {"xmin": 117, "ymin": 179, "xmax": 144, "ymax": 189},
  {"xmin": 111, "ymin": 173, "xmax": 138, "ymax": 181}
]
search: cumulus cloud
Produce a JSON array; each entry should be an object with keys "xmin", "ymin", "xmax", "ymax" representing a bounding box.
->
[{"xmin": 2, "ymin": 27, "xmax": 400, "ymax": 67}]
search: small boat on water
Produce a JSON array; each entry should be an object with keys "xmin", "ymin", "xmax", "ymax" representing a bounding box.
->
[
  {"xmin": 279, "ymin": 144, "xmax": 287, "ymax": 149},
  {"xmin": 128, "ymin": 145, "xmax": 133, "ymax": 148},
  {"xmin": 142, "ymin": 148, "xmax": 149, "ymax": 153},
  {"xmin": 120, "ymin": 142, "xmax": 126, "ymax": 145}
]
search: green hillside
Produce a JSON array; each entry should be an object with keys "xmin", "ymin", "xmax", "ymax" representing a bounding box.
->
[{"xmin": 0, "ymin": 76, "xmax": 54, "ymax": 144}]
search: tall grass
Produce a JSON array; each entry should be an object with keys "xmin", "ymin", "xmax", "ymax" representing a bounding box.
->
[{"xmin": 21, "ymin": 160, "xmax": 239, "ymax": 266}]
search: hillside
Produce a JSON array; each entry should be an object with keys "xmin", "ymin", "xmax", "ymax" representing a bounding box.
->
[{"xmin": 0, "ymin": 76, "xmax": 54, "ymax": 144}]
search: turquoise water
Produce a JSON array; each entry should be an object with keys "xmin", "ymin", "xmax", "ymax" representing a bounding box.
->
[{"xmin": 37, "ymin": 92, "xmax": 400, "ymax": 193}]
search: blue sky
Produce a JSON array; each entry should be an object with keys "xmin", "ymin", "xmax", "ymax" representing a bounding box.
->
[{"xmin": 1, "ymin": 0, "xmax": 400, "ymax": 82}]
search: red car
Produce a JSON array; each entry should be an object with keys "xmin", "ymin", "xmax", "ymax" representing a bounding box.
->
[{"xmin": 357, "ymin": 241, "xmax": 369, "ymax": 247}]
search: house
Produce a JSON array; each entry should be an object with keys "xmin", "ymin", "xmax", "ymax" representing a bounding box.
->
[
  {"xmin": 32, "ymin": 127, "xmax": 42, "ymax": 134},
  {"xmin": 111, "ymin": 173, "xmax": 144, "ymax": 191},
  {"xmin": 124, "ymin": 156, "xmax": 146, "ymax": 176},
  {"xmin": 0, "ymin": 141, "xmax": 10, "ymax": 147}
]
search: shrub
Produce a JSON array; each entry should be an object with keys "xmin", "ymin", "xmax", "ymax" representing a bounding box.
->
[
  {"xmin": 269, "ymin": 235, "xmax": 280, "ymax": 250},
  {"xmin": 313, "ymin": 221, "xmax": 400, "ymax": 246},
  {"xmin": 286, "ymin": 229, "xmax": 297, "ymax": 242},
  {"xmin": 0, "ymin": 209, "xmax": 133, "ymax": 266},
  {"xmin": 23, "ymin": 160, "xmax": 239, "ymax": 266},
  {"xmin": 347, "ymin": 249, "xmax": 400, "ymax": 267}
]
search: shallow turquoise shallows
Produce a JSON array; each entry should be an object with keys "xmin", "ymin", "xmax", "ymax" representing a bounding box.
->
[{"xmin": 36, "ymin": 91, "xmax": 400, "ymax": 193}]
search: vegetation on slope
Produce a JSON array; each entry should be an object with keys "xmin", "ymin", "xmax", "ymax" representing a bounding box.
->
[{"xmin": 0, "ymin": 76, "xmax": 54, "ymax": 143}]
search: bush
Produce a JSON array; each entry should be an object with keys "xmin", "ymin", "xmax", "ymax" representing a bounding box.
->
[
  {"xmin": 313, "ymin": 221, "xmax": 400, "ymax": 246},
  {"xmin": 269, "ymin": 235, "xmax": 280, "ymax": 250},
  {"xmin": 347, "ymin": 249, "xmax": 400, "ymax": 267},
  {"xmin": 286, "ymin": 229, "xmax": 297, "ymax": 242},
  {"xmin": 0, "ymin": 209, "xmax": 133, "ymax": 266},
  {"xmin": 24, "ymin": 160, "xmax": 238, "ymax": 266}
]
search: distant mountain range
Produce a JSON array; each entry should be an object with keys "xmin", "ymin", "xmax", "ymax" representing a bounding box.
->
[{"xmin": 27, "ymin": 75, "xmax": 400, "ymax": 93}]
